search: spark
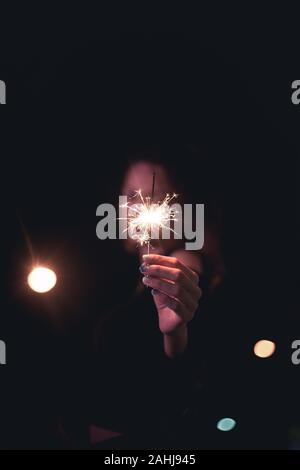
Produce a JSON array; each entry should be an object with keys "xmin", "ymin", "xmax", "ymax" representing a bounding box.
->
[{"xmin": 119, "ymin": 189, "xmax": 178, "ymax": 252}]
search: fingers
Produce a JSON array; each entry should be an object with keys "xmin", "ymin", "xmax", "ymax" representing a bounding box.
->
[
  {"xmin": 142, "ymin": 263, "xmax": 201, "ymax": 299},
  {"xmin": 143, "ymin": 254, "xmax": 199, "ymax": 285},
  {"xmin": 142, "ymin": 276, "xmax": 200, "ymax": 314},
  {"xmin": 141, "ymin": 253, "xmax": 202, "ymax": 324}
]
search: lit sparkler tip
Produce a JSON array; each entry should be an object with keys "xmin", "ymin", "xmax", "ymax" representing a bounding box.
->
[{"xmin": 120, "ymin": 180, "xmax": 179, "ymax": 249}]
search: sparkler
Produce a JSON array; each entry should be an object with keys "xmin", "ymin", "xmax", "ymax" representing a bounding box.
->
[{"xmin": 120, "ymin": 173, "xmax": 178, "ymax": 253}]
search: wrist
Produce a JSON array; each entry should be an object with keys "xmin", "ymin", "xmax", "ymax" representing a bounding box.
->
[
  {"xmin": 163, "ymin": 323, "xmax": 188, "ymax": 358},
  {"xmin": 164, "ymin": 322, "xmax": 187, "ymax": 338}
]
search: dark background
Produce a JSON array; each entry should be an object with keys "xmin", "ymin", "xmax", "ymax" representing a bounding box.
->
[{"xmin": 0, "ymin": 6, "xmax": 299, "ymax": 449}]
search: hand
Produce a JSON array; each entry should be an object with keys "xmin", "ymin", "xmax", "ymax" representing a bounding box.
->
[{"xmin": 140, "ymin": 254, "xmax": 202, "ymax": 336}]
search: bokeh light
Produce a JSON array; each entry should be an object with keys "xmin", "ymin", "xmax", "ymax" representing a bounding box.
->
[
  {"xmin": 217, "ymin": 417, "xmax": 236, "ymax": 432},
  {"xmin": 254, "ymin": 339, "xmax": 276, "ymax": 358},
  {"xmin": 27, "ymin": 267, "xmax": 57, "ymax": 293}
]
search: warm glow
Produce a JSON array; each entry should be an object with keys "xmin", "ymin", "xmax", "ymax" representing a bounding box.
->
[
  {"xmin": 254, "ymin": 339, "xmax": 276, "ymax": 358},
  {"xmin": 28, "ymin": 267, "xmax": 57, "ymax": 293},
  {"xmin": 120, "ymin": 190, "xmax": 178, "ymax": 248}
]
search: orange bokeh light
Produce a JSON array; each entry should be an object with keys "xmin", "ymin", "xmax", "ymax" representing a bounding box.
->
[
  {"xmin": 254, "ymin": 339, "xmax": 276, "ymax": 358},
  {"xmin": 27, "ymin": 267, "xmax": 57, "ymax": 293}
]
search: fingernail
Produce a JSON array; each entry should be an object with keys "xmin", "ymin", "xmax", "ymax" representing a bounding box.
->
[
  {"xmin": 142, "ymin": 276, "xmax": 149, "ymax": 285},
  {"xmin": 151, "ymin": 289, "xmax": 159, "ymax": 295},
  {"xmin": 139, "ymin": 263, "xmax": 148, "ymax": 274}
]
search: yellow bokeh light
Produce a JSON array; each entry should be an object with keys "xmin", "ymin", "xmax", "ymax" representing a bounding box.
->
[
  {"xmin": 254, "ymin": 339, "xmax": 276, "ymax": 358},
  {"xmin": 27, "ymin": 267, "xmax": 57, "ymax": 293}
]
